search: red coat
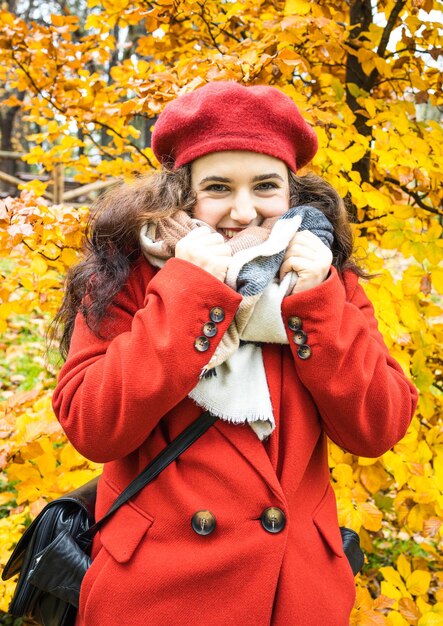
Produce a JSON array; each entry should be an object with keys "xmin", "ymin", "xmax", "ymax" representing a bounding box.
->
[{"xmin": 52, "ymin": 256, "xmax": 417, "ymax": 626}]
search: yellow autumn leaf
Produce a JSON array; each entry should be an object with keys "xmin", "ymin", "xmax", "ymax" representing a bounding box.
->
[
  {"xmin": 359, "ymin": 464, "xmax": 387, "ymax": 494},
  {"xmin": 410, "ymin": 477, "xmax": 439, "ymax": 504},
  {"xmin": 396, "ymin": 554, "xmax": 411, "ymax": 581},
  {"xmin": 386, "ymin": 610, "xmax": 412, "ymax": 626},
  {"xmin": 17, "ymin": 179, "xmax": 48, "ymax": 196},
  {"xmin": 380, "ymin": 229, "xmax": 405, "ymax": 250},
  {"xmin": 59, "ymin": 443, "xmax": 88, "ymax": 470},
  {"xmin": 60, "ymin": 247, "xmax": 79, "ymax": 267},
  {"xmin": 407, "ymin": 504, "xmax": 425, "ymax": 533},
  {"xmin": 381, "ymin": 580, "xmax": 403, "ymax": 604},
  {"xmin": 336, "ymin": 498, "xmax": 362, "ymax": 531},
  {"xmin": 417, "ymin": 605, "xmax": 443, "ymax": 625},
  {"xmin": 432, "ymin": 268, "xmax": 443, "ymax": 294},
  {"xmin": 30, "ymin": 255, "xmax": 48, "ymax": 276},
  {"xmin": 284, "ymin": 0, "xmax": 311, "ymax": 15},
  {"xmin": 358, "ymin": 456, "xmax": 380, "ymax": 466},
  {"xmin": 57, "ymin": 469, "xmax": 100, "ymax": 492},
  {"xmin": 360, "ymin": 501, "xmax": 383, "ymax": 531},
  {"xmin": 406, "ymin": 570, "xmax": 431, "ymax": 596},
  {"xmin": 0, "ymin": 302, "xmax": 16, "ymax": 319},
  {"xmin": 380, "ymin": 566, "xmax": 407, "ymax": 590},
  {"xmin": 41, "ymin": 241, "xmax": 60, "ymax": 260},
  {"xmin": 84, "ymin": 13, "xmax": 105, "ymax": 30},
  {"xmin": 35, "ymin": 449, "xmax": 57, "ymax": 476},
  {"xmin": 332, "ymin": 463, "xmax": 354, "ymax": 487},
  {"xmin": 50, "ymin": 14, "xmax": 66, "ymax": 26},
  {"xmin": 19, "ymin": 440, "xmax": 44, "ymax": 460}
]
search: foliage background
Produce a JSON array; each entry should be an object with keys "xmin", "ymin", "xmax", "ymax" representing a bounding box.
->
[{"xmin": 0, "ymin": 0, "xmax": 442, "ymax": 624}]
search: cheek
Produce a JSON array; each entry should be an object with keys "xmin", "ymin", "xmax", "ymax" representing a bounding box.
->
[
  {"xmin": 259, "ymin": 195, "xmax": 290, "ymax": 217},
  {"xmin": 192, "ymin": 198, "xmax": 227, "ymax": 225}
]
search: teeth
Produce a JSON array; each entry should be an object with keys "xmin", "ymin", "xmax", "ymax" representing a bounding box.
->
[{"xmin": 221, "ymin": 229, "xmax": 242, "ymax": 238}]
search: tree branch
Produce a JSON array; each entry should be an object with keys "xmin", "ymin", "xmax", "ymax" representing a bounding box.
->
[
  {"xmin": 377, "ymin": 0, "xmax": 407, "ymax": 58},
  {"xmin": 384, "ymin": 177, "xmax": 443, "ymax": 216},
  {"xmin": 214, "ymin": 23, "xmax": 243, "ymax": 44},
  {"xmin": 384, "ymin": 47, "xmax": 436, "ymax": 58},
  {"xmin": 196, "ymin": 2, "xmax": 224, "ymax": 53},
  {"xmin": 366, "ymin": 0, "xmax": 407, "ymax": 90},
  {"xmin": 11, "ymin": 53, "xmax": 154, "ymax": 166}
]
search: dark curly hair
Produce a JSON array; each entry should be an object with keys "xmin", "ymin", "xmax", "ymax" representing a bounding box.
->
[{"xmin": 50, "ymin": 166, "xmax": 367, "ymax": 361}]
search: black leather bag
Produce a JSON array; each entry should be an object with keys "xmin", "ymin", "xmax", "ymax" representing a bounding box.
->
[
  {"xmin": 2, "ymin": 409, "xmax": 364, "ymax": 626},
  {"xmin": 2, "ymin": 479, "xmax": 97, "ymax": 626},
  {"xmin": 2, "ymin": 411, "xmax": 218, "ymax": 626},
  {"xmin": 340, "ymin": 526, "xmax": 364, "ymax": 575}
]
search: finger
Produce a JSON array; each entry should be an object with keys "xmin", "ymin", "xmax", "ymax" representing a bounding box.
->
[
  {"xmin": 200, "ymin": 241, "xmax": 232, "ymax": 255},
  {"xmin": 279, "ymin": 257, "xmax": 319, "ymax": 280},
  {"xmin": 280, "ymin": 257, "xmax": 303, "ymax": 278},
  {"xmin": 289, "ymin": 230, "xmax": 329, "ymax": 249},
  {"xmin": 284, "ymin": 244, "xmax": 320, "ymax": 262},
  {"xmin": 186, "ymin": 230, "xmax": 227, "ymax": 246},
  {"xmin": 183, "ymin": 225, "xmax": 213, "ymax": 239},
  {"xmin": 285, "ymin": 238, "xmax": 332, "ymax": 260},
  {"xmin": 296, "ymin": 230, "xmax": 327, "ymax": 242},
  {"xmin": 201, "ymin": 232, "xmax": 226, "ymax": 245}
]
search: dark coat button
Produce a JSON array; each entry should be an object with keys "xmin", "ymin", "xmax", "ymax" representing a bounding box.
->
[
  {"xmin": 194, "ymin": 336, "xmax": 210, "ymax": 352},
  {"xmin": 293, "ymin": 329, "xmax": 308, "ymax": 345},
  {"xmin": 209, "ymin": 306, "xmax": 225, "ymax": 323},
  {"xmin": 297, "ymin": 344, "xmax": 312, "ymax": 360},
  {"xmin": 202, "ymin": 322, "xmax": 218, "ymax": 338},
  {"xmin": 191, "ymin": 510, "xmax": 216, "ymax": 535},
  {"xmin": 288, "ymin": 316, "xmax": 302, "ymax": 331},
  {"xmin": 261, "ymin": 507, "xmax": 286, "ymax": 533}
]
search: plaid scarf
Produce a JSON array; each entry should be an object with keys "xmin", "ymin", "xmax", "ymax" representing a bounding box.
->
[{"xmin": 140, "ymin": 206, "xmax": 333, "ymax": 440}]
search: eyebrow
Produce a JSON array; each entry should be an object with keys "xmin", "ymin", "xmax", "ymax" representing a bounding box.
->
[{"xmin": 199, "ymin": 173, "xmax": 285, "ymax": 185}]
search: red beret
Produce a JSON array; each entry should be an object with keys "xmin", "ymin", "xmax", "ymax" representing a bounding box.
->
[{"xmin": 151, "ymin": 81, "xmax": 318, "ymax": 172}]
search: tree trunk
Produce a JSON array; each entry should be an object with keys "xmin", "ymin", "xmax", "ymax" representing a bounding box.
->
[
  {"xmin": 0, "ymin": 97, "xmax": 24, "ymax": 196},
  {"xmin": 345, "ymin": 0, "xmax": 373, "ymax": 185}
]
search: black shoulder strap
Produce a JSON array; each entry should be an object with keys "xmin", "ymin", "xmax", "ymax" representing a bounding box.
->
[{"xmin": 83, "ymin": 411, "xmax": 217, "ymax": 538}]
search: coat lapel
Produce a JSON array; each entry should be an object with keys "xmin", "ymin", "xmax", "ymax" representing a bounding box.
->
[
  {"xmin": 213, "ymin": 418, "xmax": 285, "ymax": 503},
  {"xmin": 213, "ymin": 345, "xmax": 322, "ymax": 501}
]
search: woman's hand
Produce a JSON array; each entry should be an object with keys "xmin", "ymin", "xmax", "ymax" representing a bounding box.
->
[
  {"xmin": 175, "ymin": 226, "xmax": 232, "ymax": 282},
  {"xmin": 280, "ymin": 230, "xmax": 333, "ymax": 294}
]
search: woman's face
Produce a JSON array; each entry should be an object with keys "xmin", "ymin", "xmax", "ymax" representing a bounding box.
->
[{"xmin": 190, "ymin": 151, "xmax": 290, "ymax": 239}]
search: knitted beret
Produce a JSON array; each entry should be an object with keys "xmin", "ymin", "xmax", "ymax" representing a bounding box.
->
[{"xmin": 151, "ymin": 81, "xmax": 318, "ymax": 172}]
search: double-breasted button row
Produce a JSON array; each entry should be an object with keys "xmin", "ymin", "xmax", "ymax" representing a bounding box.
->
[
  {"xmin": 191, "ymin": 507, "xmax": 286, "ymax": 536},
  {"xmin": 194, "ymin": 307, "xmax": 225, "ymax": 352},
  {"xmin": 288, "ymin": 316, "xmax": 311, "ymax": 360},
  {"xmin": 191, "ymin": 510, "xmax": 217, "ymax": 535},
  {"xmin": 261, "ymin": 507, "xmax": 286, "ymax": 533}
]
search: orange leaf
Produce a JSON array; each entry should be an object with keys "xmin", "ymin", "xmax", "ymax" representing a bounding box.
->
[{"xmin": 398, "ymin": 597, "xmax": 421, "ymax": 624}]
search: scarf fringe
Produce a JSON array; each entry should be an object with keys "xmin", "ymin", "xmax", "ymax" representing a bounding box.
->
[
  {"xmin": 202, "ymin": 369, "xmax": 217, "ymax": 380},
  {"xmin": 188, "ymin": 391, "xmax": 274, "ymax": 425}
]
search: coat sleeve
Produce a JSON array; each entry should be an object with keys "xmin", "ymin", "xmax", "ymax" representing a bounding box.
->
[
  {"xmin": 52, "ymin": 257, "xmax": 242, "ymax": 462},
  {"xmin": 281, "ymin": 267, "xmax": 418, "ymax": 457}
]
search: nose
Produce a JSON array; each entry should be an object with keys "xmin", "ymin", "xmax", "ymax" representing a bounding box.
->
[{"xmin": 230, "ymin": 191, "xmax": 257, "ymax": 224}]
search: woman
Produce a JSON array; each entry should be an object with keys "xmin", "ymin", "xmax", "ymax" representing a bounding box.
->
[{"xmin": 52, "ymin": 82, "xmax": 418, "ymax": 626}]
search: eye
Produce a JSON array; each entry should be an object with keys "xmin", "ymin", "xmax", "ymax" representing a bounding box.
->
[
  {"xmin": 255, "ymin": 182, "xmax": 279, "ymax": 191},
  {"xmin": 204, "ymin": 184, "xmax": 230, "ymax": 192}
]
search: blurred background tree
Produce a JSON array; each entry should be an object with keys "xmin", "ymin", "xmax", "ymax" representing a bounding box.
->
[{"xmin": 0, "ymin": 1, "xmax": 442, "ymax": 624}]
